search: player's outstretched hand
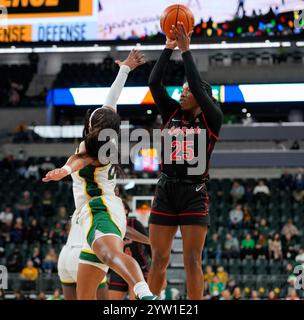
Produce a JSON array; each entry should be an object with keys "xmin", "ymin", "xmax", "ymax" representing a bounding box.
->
[
  {"xmin": 171, "ymin": 21, "xmax": 193, "ymax": 53},
  {"xmin": 42, "ymin": 168, "xmax": 69, "ymax": 182},
  {"xmin": 115, "ymin": 49, "xmax": 145, "ymax": 71}
]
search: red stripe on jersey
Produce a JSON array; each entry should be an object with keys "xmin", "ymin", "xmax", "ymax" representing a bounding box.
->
[
  {"xmin": 109, "ymin": 282, "xmax": 128, "ymax": 287},
  {"xmin": 151, "ymin": 210, "xmax": 176, "ymax": 216},
  {"xmin": 178, "ymin": 212, "xmax": 209, "ymax": 216},
  {"xmin": 204, "ymin": 189, "xmax": 209, "ymax": 215}
]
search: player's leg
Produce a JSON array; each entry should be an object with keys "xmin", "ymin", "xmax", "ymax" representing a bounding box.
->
[
  {"xmin": 148, "ymin": 224, "xmax": 178, "ymax": 296},
  {"xmin": 178, "ymin": 182, "xmax": 209, "ymax": 300},
  {"xmin": 81, "ymin": 197, "xmax": 156, "ymax": 299},
  {"xmin": 97, "ymin": 278, "xmax": 109, "ymax": 300},
  {"xmin": 108, "ymin": 290, "xmax": 127, "ymax": 300},
  {"xmin": 61, "ymin": 284, "xmax": 77, "ymax": 300},
  {"xmin": 92, "ymin": 235, "xmax": 150, "ymax": 295},
  {"xmin": 58, "ymin": 245, "xmax": 78, "ymax": 300},
  {"xmin": 128, "ymin": 288, "xmax": 136, "ymax": 300},
  {"xmin": 148, "ymin": 178, "xmax": 178, "ymax": 295},
  {"xmin": 77, "ymin": 262, "xmax": 107, "ymax": 300},
  {"xmin": 180, "ymin": 225, "xmax": 208, "ymax": 300}
]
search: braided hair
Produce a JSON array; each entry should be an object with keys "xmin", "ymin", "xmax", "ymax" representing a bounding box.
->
[{"xmin": 83, "ymin": 108, "xmax": 123, "ymax": 176}]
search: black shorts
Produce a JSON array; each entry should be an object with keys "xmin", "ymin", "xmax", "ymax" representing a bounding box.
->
[
  {"xmin": 108, "ymin": 270, "xmax": 148, "ymax": 292},
  {"xmin": 149, "ymin": 175, "xmax": 210, "ymax": 226},
  {"xmin": 108, "ymin": 270, "xmax": 129, "ymax": 292}
]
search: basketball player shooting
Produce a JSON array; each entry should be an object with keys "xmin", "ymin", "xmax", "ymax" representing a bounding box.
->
[{"xmin": 148, "ymin": 21, "xmax": 223, "ymax": 300}]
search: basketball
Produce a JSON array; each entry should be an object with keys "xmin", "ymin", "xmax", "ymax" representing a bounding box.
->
[{"xmin": 160, "ymin": 4, "xmax": 195, "ymax": 40}]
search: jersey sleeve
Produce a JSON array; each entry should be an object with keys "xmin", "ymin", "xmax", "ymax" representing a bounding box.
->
[
  {"xmin": 103, "ymin": 65, "xmax": 131, "ymax": 112},
  {"xmin": 148, "ymin": 48, "xmax": 180, "ymax": 124},
  {"xmin": 182, "ymin": 51, "xmax": 223, "ymax": 138}
]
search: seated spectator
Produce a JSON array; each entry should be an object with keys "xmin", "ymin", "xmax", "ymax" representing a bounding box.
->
[
  {"xmin": 253, "ymin": 180, "xmax": 270, "ymax": 205},
  {"xmin": 17, "ymin": 161, "xmax": 27, "ymax": 178},
  {"xmin": 251, "ymin": 290, "xmax": 260, "ymax": 300},
  {"xmin": 40, "ymin": 157, "xmax": 55, "ymax": 176},
  {"xmin": 36, "ymin": 291, "xmax": 46, "ymax": 300},
  {"xmin": 49, "ymin": 222, "xmax": 67, "ymax": 244},
  {"xmin": 8, "ymin": 81, "xmax": 23, "ymax": 107},
  {"xmin": 25, "ymin": 161, "xmax": 40, "ymax": 180},
  {"xmin": 27, "ymin": 218, "xmax": 43, "ymax": 244},
  {"xmin": 295, "ymin": 248, "xmax": 304, "ymax": 264},
  {"xmin": 281, "ymin": 219, "xmax": 299, "ymax": 240},
  {"xmin": 47, "ymin": 288, "xmax": 64, "ymax": 300},
  {"xmin": 268, "ymin": 291, "xmax": 277, "ymax": 300},
  {"xmin": 216, "ymin": 266, "xmax": 229, "ymax": 285},
  {"xmin": 232, "ymin": 287, "xmax": 242, "ymax": 300},
  {"xmin": 224, "ymin": 233, "xmax": 240, "ymax": 258},
  {"xmin": 30, "ymin": 247, "xmax": 42, "ymax": 269},
  {"xmin": 20, "ymin": 260, "xmax": 39, "ymax": 291},
  {"xmin": 1, "ymin": 219, "xmax": 13, "ymax": 243},
  {"xmin": 279, "ymin": 170, "xmax": 294, "ymax": 191},
  {"xmin": 41, "ymin": 190, "xmax": 54, "ymax": 217},
  {"xmin": 244, "ymin": 185, "xmax": 254, "ymax": 204},
  {"xmin": 293, "ymin": 168, "xmax": 304, "ymax": 202},
  {"xmin": 220, "ymin": 289, "xmax": 231, "ymax": 300},
  {"xmin": 230, "ymin": 180, "xmax": 245, "ymax": 204},
  {"xmin": 268, "ymin": 233, "xmax": 283, "ymax": 260},
  {"xmin": 209, "ymin": 276, "xmax": 225, "ymax": 298},
  {"xmin": 16, "ymin": 191, "xmax": 33, "ymax": 222},
  {"xmin": 0, "ymin": 289, "xmax": 5, "ymax": 300},
  {"xmin": 287, "ymin": 274, "xmax": 297, "ymax": 294},
  {"xmin": 243, "ymin": 205, "xmax": 253, "ymax": 228},
  {"xmin": 57, "ymin": 206, "xmax": 69, "ymax": 227},
  {"xmin": 205, "ymin": 233, "xmax": 222, "ymax": 262},
  {"xmin": 255, "ymin": 234, "xmax": 268, "ymax": 258},
  {"xmin": 241, "ymin": 233, "xmax": 255, "ymax": 259},
  {"xmin": 286, "ymin": 289, "xmax": 300, "ymax": 300},
  {"xmin": 42, "ymin": 248, "xmax": 58, "ymax": 274},
  {"xmin": 204, "ymin": 266, "xmax": 215, "ymax": 292},
  {"xmin": 284, "ymin": 263, "xmax": 294, "ymax": 276},
  {"xmin": 10, "ymin": 217, "xmax": 26, "ymax": 244},
  {"xmin": 257, "ymin": 218, "xmax": 270, "ymax": 236},
  {"xmin": 40, "ymin": 226, "xmax": 51, "ymax": 244},
  {"xmin": 0, "ymin": 237, "xmax": 4, "ymax": 258},
  {"xmin": 282, "ymin": 234, "xmax": 299, "ymax": 259},
  {"xmin": 0, "ymin": 206, "xmax": 14, "ymax": 225},
  {"xmin": 229, "ymin": 204, "xmax": 244, "ymax": 229},
  {"xmin": 14, "ymin": 289, "xmax": 25, "ymax": 300}
]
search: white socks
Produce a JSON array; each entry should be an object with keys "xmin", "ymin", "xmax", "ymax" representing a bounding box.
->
[{"xmin": 133, "ymin": 281, "xmax": 153, "ymax": 299}]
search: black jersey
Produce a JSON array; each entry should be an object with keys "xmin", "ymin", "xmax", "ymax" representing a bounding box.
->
[{"xmin": 149, "ymin": 48, "xmax": 223, "ymax": 182}]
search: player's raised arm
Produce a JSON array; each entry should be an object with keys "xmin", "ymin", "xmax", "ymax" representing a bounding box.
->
[
  {"xmin": 173, "ymin": 22, "xmax": 223, "ymax": 137},
  {"xmin": 148, "ymin": 38, "xmax": 180, "ymax": 124},
  {"xmin": 104, "ymin": 49, "xmax": 145, "ymax": 112},
  {"xmin": 42, "ymin": 142, "xmax": 95, "ymax": 182}
]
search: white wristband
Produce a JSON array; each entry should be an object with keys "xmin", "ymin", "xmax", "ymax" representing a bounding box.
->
[
  {"xmin": 62, "ymin": 165, "xmax": 72, "ymax": 175},
  {"xmin": 120, "ymin": 65, "xmax": 131, "ymax": 73}
]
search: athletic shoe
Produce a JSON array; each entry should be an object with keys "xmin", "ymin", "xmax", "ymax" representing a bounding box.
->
[{"xmin": 137, "ymin": 295, "xmax": 159, "ymax": 300}]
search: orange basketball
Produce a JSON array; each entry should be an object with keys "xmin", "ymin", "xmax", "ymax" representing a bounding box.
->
[{"xmin": 160, "ymin": 4, "xmax": 195, "ymax": 40}]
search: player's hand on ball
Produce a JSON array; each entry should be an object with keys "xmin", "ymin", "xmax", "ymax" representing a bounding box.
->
[
  {"xmin": 172, "ymin": 21, "xmax": 193, "ymax": 53},
  {"xmin": 115, "ymin": 49, "xmax": 145, "ymax": 71},
  {"xmin": 165, "ymin": 36, "xmax": 177, "ymax": 50},
  {"xmin": 42, "ymin": 168, "xmax": 69, "ymax": 182}
]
